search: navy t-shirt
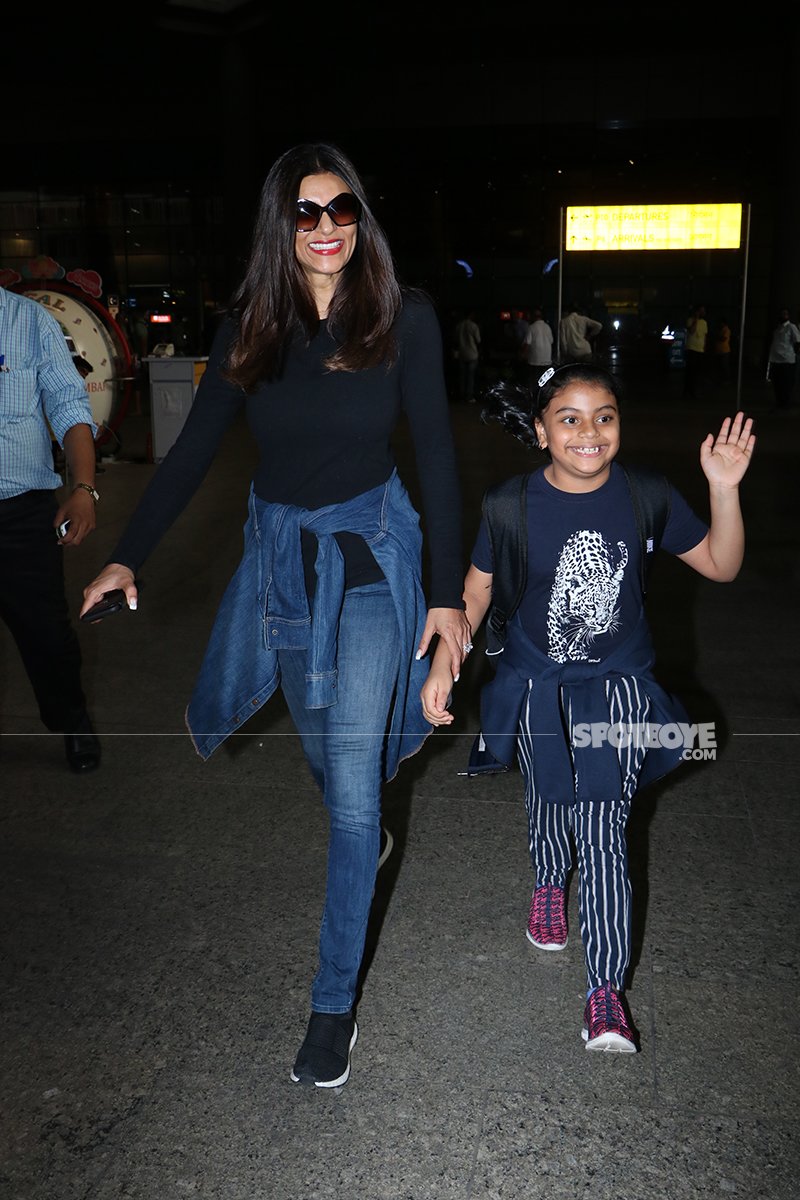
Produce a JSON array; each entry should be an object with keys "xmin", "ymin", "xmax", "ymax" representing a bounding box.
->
[{"xmin": 471, "ymin": 462, "xmax": 708, "ymax": 663}]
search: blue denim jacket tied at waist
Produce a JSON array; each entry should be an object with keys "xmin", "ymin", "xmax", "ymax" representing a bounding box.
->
[
  {"xmin": 480, "ymin": 609, "xmax": 690, "ymax": 803},
  {"xmin": 186, "ymin": 469, "xmax": 433, "ymax": 776}
]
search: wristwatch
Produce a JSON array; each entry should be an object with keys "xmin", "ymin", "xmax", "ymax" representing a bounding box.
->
[{"xmin": 73, "ymin": 482, "xmax": 100, "ymax": 503}]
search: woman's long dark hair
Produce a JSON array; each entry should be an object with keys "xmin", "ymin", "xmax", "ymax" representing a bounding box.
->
[
  {"xmin": 481, "ymin": 363, "xmax": 625, "ymax": 449},
  {"xmin": 225, "ymin": 142, "xmax": 402, "ymax": 390}
]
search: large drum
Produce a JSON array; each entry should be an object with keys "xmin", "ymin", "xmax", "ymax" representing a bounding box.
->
[{"xmin": 23, "ymin": 284, "xmax": 135, "ymax": 434}]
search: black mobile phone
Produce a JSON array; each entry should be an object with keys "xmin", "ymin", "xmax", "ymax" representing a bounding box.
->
[
  {"xmin": 80, "ymin": 589, "xmax": 128, "ymax": 623},
  {"xmin": 56, "ymin": 519, "xmax": 70, "ymax": 539}
]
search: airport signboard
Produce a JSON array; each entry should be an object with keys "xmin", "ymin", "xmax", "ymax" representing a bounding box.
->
[{"xmin": 565, "ymin": 204, "xmax": 742, "ymax": 251}]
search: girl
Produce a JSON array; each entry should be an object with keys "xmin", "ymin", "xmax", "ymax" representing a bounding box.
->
[{"xmin": 421, "ymin": 363, "xmax": 755, "ymax": 1052}]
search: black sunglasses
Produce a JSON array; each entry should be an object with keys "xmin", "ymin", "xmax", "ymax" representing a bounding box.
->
[{"xmin": 295, "ymin": 192, "xmax": 362, "ymax": 234}]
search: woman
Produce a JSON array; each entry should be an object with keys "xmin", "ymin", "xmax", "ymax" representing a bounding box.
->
[{"xmin": 81, "ymin": 143, "xmax": 470, "ymax": 1088}]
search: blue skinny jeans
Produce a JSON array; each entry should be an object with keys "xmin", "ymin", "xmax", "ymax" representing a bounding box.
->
[{"xmin": 277, "ymin": 580, "xmax": 399, "ymax": 1014}]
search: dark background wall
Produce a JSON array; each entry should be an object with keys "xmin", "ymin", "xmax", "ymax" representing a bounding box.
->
[{"xmin": 4, "ymin": 5, "xmax": 799, "ymax": 370}]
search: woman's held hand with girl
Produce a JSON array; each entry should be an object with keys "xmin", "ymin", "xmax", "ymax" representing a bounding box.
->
[
  {"xmin": 420, "ymin": 567, "xmax": 493, "ymax": 726},
  {"xmin": 416, "ymin": 606, "xmax": 472, "ymax": 684}
]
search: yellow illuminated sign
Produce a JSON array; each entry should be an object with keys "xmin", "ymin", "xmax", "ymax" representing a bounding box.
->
[{"xmin": 566, "ymin": 204, "xmax": 742, "ymax": 251}]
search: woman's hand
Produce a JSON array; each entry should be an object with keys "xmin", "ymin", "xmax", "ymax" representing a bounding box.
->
[
  {"xmin": 80, "ymin": 563, "xmax": 138, "ymax": 618},
  {"xmin": 700, "ymin": 412, "xmax": 756, "ymax": 488},
  {"xmin": 416, "ymin": 606, "xmax": 473, "ymax": 681}
]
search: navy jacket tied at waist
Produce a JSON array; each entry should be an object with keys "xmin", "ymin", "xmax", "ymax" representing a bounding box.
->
[
  {"xmin": 480, "ymin": 610, "xmax": 689, "ymax": 804},
  {"xmin": 186, "ymin": 469, "xmax": 433, "ymax": 775}
]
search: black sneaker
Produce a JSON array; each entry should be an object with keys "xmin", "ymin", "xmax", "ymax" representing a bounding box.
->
[
  {"xmin": 64, "ymin": 733, "xmax": 101, "ymax": 773},
  {"xmin": 377, "ymin": 825, "xmax": 393, "ymax": 870},
  {"xmin": 290, "ymin": 1011, "xmax": 358, "ymax": 1088}
]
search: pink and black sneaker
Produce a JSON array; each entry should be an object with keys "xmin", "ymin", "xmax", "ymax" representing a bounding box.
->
[
  {"xmin": 582, "ymin": 983, "xmax": 637, "ymax": 1053},
  {"xmin": 526, "ymin": 884, "xmax": 568, "ymax": 950}
]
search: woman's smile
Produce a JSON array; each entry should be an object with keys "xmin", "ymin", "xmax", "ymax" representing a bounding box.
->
[{"xmin": 307, "ymin": 238, "xmax": 346, "ymax": 255}]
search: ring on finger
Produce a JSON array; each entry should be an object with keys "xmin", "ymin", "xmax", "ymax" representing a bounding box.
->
[{"xmin": 463, "ymin": 642, "xmax": 473, "ymax": 653}]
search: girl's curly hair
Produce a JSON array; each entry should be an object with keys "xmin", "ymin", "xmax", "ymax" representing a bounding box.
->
[
  {"xmin": 480, "ymin": 363, "xmax": 624, "ymax": 450},
  {"xmin": 480, "ymin": 378, "xmax": 540, "ymax": 448}
]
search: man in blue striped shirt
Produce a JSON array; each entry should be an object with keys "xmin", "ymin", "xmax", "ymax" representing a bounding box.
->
[{"xmin": 0, "ymin": 286, "xmax": 101, "ymax": 771}]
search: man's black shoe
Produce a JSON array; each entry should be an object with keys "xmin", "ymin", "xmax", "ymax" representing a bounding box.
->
[{"xmin": 64, "ymin": 733, "xmax": 101, "ymax": 773}]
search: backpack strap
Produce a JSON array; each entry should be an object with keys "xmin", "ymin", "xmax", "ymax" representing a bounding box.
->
[
  {"xmin": 619, "ymin": 463, "xmax": 671, "ymax": 597},
  {"xmin": 482, "ymin": 473, "xmax": 529, "ymax": 654}
]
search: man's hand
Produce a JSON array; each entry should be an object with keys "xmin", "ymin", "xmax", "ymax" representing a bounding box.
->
[{"xmin": 54, "ymin": 487, "xmax": 96, "ymax": 546}]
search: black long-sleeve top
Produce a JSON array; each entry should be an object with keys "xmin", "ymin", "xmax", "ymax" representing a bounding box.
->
[{"xmin": 110, "ymin": 292, "xmax": 465, "ymax": 608}]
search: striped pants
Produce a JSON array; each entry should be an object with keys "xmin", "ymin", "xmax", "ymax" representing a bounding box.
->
[{"xmin": 517, "ymin": 676, "xmax": 650, "ymax": 992}]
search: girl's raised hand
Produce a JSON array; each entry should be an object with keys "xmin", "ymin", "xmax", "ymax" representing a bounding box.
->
[{"xmin": 699, "ymin": 412, "xmax": 756, "ymax": 487}]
